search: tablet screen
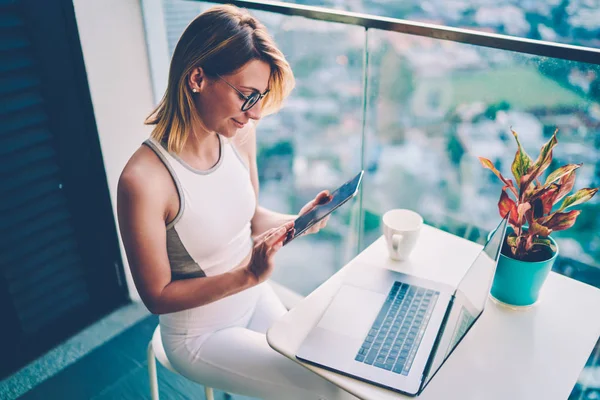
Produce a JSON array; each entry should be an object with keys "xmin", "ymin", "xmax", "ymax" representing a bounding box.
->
[{"xmin": 283, "ymin": 171, "xmax": 364, "ymax": 245}]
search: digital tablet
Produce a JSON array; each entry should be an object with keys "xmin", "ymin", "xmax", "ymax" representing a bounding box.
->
[{"xmin": 283, "ymin": 170, "xmax": 364, "ymax": 246}]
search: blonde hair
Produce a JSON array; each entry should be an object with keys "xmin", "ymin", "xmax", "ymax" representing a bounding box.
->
[{"xmin": 145, "ymin": 5, "xmax": 295, "ymax": 153}]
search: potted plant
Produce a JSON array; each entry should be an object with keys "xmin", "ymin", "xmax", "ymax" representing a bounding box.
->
[{"xmin": 479, "ymin": 129, "xmax": 598, "ymax": 307}]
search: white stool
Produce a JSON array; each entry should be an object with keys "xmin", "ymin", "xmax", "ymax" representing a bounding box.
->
[{"xmin": 147, "ymin": 325, "xmax": 222, "ymax": 400}]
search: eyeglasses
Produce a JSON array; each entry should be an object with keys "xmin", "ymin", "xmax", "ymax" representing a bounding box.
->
[{"xmin": 216, "ymin": 74, "xmax": 270, "ymax": 112}]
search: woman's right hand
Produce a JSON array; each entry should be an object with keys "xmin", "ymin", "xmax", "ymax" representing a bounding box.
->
[{"xmin": 245, "ymin": 221, "xmax": 294, "ymax": 285}]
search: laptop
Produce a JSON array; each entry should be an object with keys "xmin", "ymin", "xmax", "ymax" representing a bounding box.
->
[{"xmin": 296, "ymin": 216, "xmax": 508, "ymax": 396}]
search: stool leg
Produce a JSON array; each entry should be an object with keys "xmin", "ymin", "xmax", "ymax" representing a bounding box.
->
[
  {"xmin": 147, "ymin": 342, "xmax": 160, "ymax": 400},
  {"xmin": 204, "ymin": 387, "xmax": 215, "ymax": 400}
]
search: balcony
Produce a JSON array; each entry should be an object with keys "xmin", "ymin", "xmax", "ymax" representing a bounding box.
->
[
  {"xmin": 1, "ymin": 0, "xmax": 599, "ymax": 399},
  {"xmin": 140, "ymin": 0, "xmax": 600, "ymax": 297}
]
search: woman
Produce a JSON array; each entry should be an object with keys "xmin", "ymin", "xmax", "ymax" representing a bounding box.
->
[{"xmin": 117, "ymin": 5, "xmax": 355, "ymax": 400}]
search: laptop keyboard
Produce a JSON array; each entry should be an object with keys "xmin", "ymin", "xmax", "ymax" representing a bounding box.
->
[{"xmin": 354, "ymin": 282, "xmax": 439, "ymax": 376}]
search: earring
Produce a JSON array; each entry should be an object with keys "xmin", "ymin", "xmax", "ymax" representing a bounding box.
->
[{"xmin": 192, "ymin": 88, "xmax": 198, "ymax": 93}]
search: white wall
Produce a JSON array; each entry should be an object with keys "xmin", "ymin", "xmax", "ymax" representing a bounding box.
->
[{"xmin": 73, "ymin": 0, "xmax": 157, "ymax": 301}]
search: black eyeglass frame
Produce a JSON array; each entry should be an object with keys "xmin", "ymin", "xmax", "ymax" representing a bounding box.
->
[{"xmin": 216, "ymin": 74, "xmax": 270, "ymax": 112}]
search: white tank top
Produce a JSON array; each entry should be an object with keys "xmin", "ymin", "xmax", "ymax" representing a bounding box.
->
[{"xmin": 143, "ymin": 134, "xmax": 261, "ymax": 336}]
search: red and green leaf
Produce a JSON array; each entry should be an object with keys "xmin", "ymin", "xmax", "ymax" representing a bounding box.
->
[
  {"xmin": 542, "ymin": 210, "xmax": 581, "ymax": 231},
  {"xmin": 498, "ymin": 189, "xmax": 518, "ymax": 226},
  {"xmin": 558, "ymin": 188, "xmax": 599, "ymax": 212},
  {"xmin": 554, "ymin": 170, "xmax": 577, "ymax": 205},
  {"xmin": 519, "ymin": 130, "xmax": 558, "ymax": 195},
  {"xmin": 510, "ymin": 129, "xmax": 532, "ymax": 184},
  {"xmin": 528, "ymin": 219, "xmax": 552, "ymax": 237},
  {"xmin": 532, "ymin": 128, "xmax": 558, "ymax": 175},
  {"xmin": 544, "ymin": 163, "xmax": 582, "ymax": 187}
]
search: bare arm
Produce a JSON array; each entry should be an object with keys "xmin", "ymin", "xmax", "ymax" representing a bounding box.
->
[
  {"xmin": 117, "ymin": 161, "xmax": 260, "ymax": 315},
  {"xmin": 252, "ymin": 206, "xmax": 296, "ymax": 239}
]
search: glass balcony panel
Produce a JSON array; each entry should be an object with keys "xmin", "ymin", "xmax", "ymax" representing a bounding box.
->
[{"xmin": 362, "ymin": 28, "xmax": 600, "ymax": 286}]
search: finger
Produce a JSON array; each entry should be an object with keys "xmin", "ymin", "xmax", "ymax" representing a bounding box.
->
[
  {"xmin": 255, "ymin": 227, "xmax": 279, "ymax": 244},
  {"xmin": 267, "ymin": 240, "xmax": 283, "ymax": 257},
  {"xmin": 286, "ymin": 228, "xmax": 296, "ymax": 241},
  {"xmin": 316, "ymin": 190, "xmax": 332, "ymax": 205},
  {"xmin": 257, "ymin": 221, "xmax": 294, "ymax": 244},
  {"xmin": 268, "ymin": 221, "xmax": 294, "ymax": 242},
  {"xmin": 307, "ymin": 190, "xmax": 331, "ymax": 210},
  {"xmin": 265, "ymin": 224, "xmax": 290, "ymax": 247}
]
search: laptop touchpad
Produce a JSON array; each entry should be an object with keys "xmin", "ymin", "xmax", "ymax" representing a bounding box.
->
[{"xmin": 317, "ymin": 285, "xmax": 386, "ymax": 340}]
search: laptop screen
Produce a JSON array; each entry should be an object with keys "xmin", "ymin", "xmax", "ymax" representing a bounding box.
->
[{"xmin": 421, "ymin": 216, "xmax": 508, "ymax": 387}]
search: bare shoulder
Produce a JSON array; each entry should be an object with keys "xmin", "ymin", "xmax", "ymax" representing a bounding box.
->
[{"xmin": 118, "ymin": 145, "xmax": 173, "ymax": 211}]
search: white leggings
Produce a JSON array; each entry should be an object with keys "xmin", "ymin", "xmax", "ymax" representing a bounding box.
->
[{"xmin": 161, "ymin": 283, "xmax": 358, "ymax": 400}]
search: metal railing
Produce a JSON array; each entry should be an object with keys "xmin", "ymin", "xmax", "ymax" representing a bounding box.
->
[{"xmin": 203, "ymin": 0, "xmax": 600, "ymax": 64}]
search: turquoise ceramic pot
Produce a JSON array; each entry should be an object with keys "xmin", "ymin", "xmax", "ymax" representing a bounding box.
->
[{"xmin": 489, "ymin": 231, "xmax": 558, "ymax": 307}]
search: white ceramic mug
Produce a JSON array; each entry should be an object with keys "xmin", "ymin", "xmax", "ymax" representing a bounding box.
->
[{"xmin": 382, "ymin": 209, "xmax": 423, "ymax": 261}]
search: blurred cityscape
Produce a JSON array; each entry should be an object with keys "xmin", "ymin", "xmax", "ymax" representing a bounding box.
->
[
  {"xmin": 155, "ymin": 0, "xmax": 600, "ymax": 396},
  {"xmin": 161, "ymin": 0, "xmax": 600, "ymax": 295}
]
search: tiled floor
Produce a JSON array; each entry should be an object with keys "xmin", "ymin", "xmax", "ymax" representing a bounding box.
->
[
  {"xmin": 2, "ymin": 301, "xmax": 599, "ymax": 399},
  {"xmin": 0, "ymin": 302, "xmax": 150, "ymax": 400},
  {"xmin": 13, "ymin": 312, "xmax": 252, "ymax": 400}
]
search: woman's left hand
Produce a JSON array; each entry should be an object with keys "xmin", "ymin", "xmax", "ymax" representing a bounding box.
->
[{"xmin": 297, "ymin": 190, "xmax": 333, "ymax": 235}]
